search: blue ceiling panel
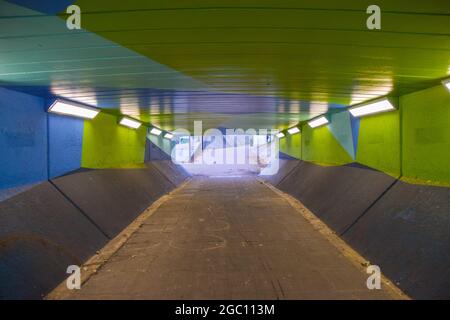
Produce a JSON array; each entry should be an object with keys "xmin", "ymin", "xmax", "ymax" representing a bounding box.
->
[{"xmin": 6, "ymin": 0, "xmax": 75, "ymax": 15}]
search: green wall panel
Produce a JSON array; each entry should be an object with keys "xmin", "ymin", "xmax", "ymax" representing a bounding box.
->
[
  {"xmin": 356, "ymin": 111, "xmax": 401, "ymax": 177},
  {"xmin": 302, "ymin": 124, "xmax": 353, "ymax": 166},
  {"xmin": 280, "ymin": 133, "xmax": 302, "ymax": 159},
  {"xmin": 81, "ymin": 113, "xmax": 146, "ymax": 168},
  {"xmin": 401, "ymin": 85, "xmax": 450, "ymax": 186}
]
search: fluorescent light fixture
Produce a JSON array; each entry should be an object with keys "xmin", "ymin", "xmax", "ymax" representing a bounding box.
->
[
  {"xmin": 287, "ymin": 127, "xmax": 300, "ymax": 135},
  {"xmin": 276, "ymin": 132, "xmax": 285, "ymax": 138},
  {"xmin": 349, "ymin": 98, "xmax": 396, "ymax": 118},
  {"xmin": 48, "ymin": 99, "xmax": 99, "ymax": 119},
  {"xmin": 150, "ymin": 127, "xmax": 162, "ymax": 136},
  {"xmin": 119, "ymin": 117, "xmax": 141, "ymax": 129},
  {"xmin": 164, "ymin": 132, "xmax": 174, "ymax": 140},
  {"xmin": 308, "ymin": 116, "xmax": 329, "ymax": 128},
  {"xmin": 443, "ymin": 79, "xmax": 450, "ymax": 91}
]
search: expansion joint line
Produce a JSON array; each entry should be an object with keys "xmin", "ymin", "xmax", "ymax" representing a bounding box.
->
[
  {"xmin": 48, "ymin": 180, "xmax": 111, "ymax": 240},
  {"xmin": 150, "ymin": 163, "xmax": 177, "ymax": 188},
  {"xmin": 340, "ymin": 177, "xmax": 401, "ymax": 236},
  {"xmin": 276, "ymin": 161, "xmax": 302, "ymax": 187}
]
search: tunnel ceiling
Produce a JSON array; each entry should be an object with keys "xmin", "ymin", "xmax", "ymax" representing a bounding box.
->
[{"xmin": 1, "ymin": 0, "xmax": 449, "ymax": 131}]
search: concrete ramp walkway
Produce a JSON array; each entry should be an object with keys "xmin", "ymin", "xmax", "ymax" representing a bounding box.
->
[{"xmin": 51, "ymin": 177, "xmax": 404, "ymax": 300}]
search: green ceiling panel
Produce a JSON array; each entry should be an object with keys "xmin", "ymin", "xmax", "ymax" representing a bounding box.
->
[
  {"xmin": 1, "ymin": 0, "xmax": 449, "ymax": 132},
  {"xmin": 74, "ymin": 0, "xmax": 450, "ymax": 105}
]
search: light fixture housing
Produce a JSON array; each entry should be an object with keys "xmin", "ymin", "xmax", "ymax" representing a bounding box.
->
[
  {"xmin": 348, "ymin": 97, "xmax": 396, "ymax": 118},
  {"xmin": 119, "ymin": 117, "xmax": 141, "ymax": 129},
  {"xmin": 287, "ymin": 127, "xmax": 300, "ymax": 135},
  {"xmin": 308, "ymin": 116, "xmax": 329, "ymax": 128},
  {"xmin": 150, "ymin": 127, "xmax": 162, "ymax": 136},
  {"xmin": 164, "ymin": 132, "xmax": 174, "ymax": 140},
  {"xmin": 48, "ymin": 99, "xmax": 100, "ymax": 119},
  {"xmin": 276, "ymin": 132, "xmax": 285, "ymax": 138},
  {"xmin": 442, "ymin": 78, "xmax": 450, "ymax": 91}
]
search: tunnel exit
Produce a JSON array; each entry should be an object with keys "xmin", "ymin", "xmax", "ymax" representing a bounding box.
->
[{"xmin": 169, "ymin": 127, "xmax": 279, "ymax": 176}]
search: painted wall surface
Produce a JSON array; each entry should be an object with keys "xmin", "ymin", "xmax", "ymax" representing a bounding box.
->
[
  {"xmin": 0, "ymin": 88, "xmax": 88, "ymax": 190},
  {"xmin": 0, "ymin": 87, "xmax": 47, "ymax": 189},
  {"xmin": 280, "ymin": 133, "xmax": 301, "ymax": 159},
  {"xmin": 302, "ymin": 123, "xmax": 353, "ymax": 166},
  {"xmin": 81, "ymin": 112, "xmax": 146, "ymax": 168},
  {"xmin": 48, "ymin": 114, "xmax": 84, "ymax": 178},
  {"xmin": 401, "ymin": 85, "xmax": 450, "ymax": 186},
  {"xmin": 150, "ymin": 135, "xmax": 173, "ymax": 156},
  {"xmin": 280, "ymin": 85, "xmax": 448, "ymax": 187},
  {"xmin": 328, "ymin": 111, "xmax": 356, "ymax": 160},
  {"xmin": 145, "ymin": 134, "xmax": 173, "ymax": 161},
  {"xmin": 356, "ymin": 111, "xmax": 401, "ymax": 177}
]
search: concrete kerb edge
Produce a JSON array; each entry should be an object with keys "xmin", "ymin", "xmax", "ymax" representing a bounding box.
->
[
  {"xmin": 45, "ymin": 178, "xmax": 191, "ymax": 300},
  {"xmin": 259, "ymin": 179, "xmax": 410, "ymax": 300}
]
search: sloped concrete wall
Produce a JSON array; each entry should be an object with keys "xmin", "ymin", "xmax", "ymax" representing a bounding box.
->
[
  {"xmin": 150, "ymin": 160, "xmax": 190, "ymax": 186},
  {"xmin": 277, "ymin": 161, "xmax": 397, "ymax": 234},
  {"xmin": 270, "ymin": 160, "xmax": 450, "ymax": 299},
  {"xmin": 51, "ymin": 164, "xmax": 174, "ymax": 238},
  {"xmin": 260, "ymin": 158, "xmax": 300, "ymax": 186},
  {"xmin": 0, "ymin": 162, "xmax": 189, "ymax": 299},
  {"xmin": 0, "ymin": 182, "xmax": 108, "ymax": 299},
  {"xmin": 145, "ymin": 135, "xmax": 173, "ymax": 161},
  {"xmin": 343, "ymin": 181, "xmax": 450, "ymax": 300}
]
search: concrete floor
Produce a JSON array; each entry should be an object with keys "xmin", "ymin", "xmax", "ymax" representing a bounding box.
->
[{"xmin": 62, "ymin": 177, "xmax": 397, "ymax": 299}]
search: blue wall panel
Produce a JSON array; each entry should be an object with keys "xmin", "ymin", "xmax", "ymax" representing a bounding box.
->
[
  {"xmin": 0, "ymin": 88, "xmax": 85, "ymax": 190},
  {"xmin": 48, "ymin": 114, "xmax": 83, "ymax": 178},
  {"xmin": 0, "ymin": 87, "xmax": 47, "ymax": 189}
]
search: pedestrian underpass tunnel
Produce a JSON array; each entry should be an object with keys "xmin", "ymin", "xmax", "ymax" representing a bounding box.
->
[{"xmin": 0, "ymin": 1, "xmax": 449, "ymax": 300}]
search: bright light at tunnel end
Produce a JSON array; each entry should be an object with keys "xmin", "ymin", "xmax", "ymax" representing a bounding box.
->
[
  {"xmin": 48, "ymin": 99, "xmax": 100, "ymax": 119},
  {"xmin": 308, "ymin": 116, "xmax": 329, "ymax": 128},
  {"xmin": 166, "ymin": 121, "xmax": 280, "ymax": 176},
  {"xmin": 349, "ymin": 98, "xmax": 396, "ymax": 118},
  {"xmin": 119, "ymin": 117, "xmax": 141, "ymax": 129},
  {"xmin": 150, "ymin": 127, "xmax": 162, "ymax": 136},
  {"xmin": 287, "ymin": 127, "xmax": 300, "ymax": 135}
]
